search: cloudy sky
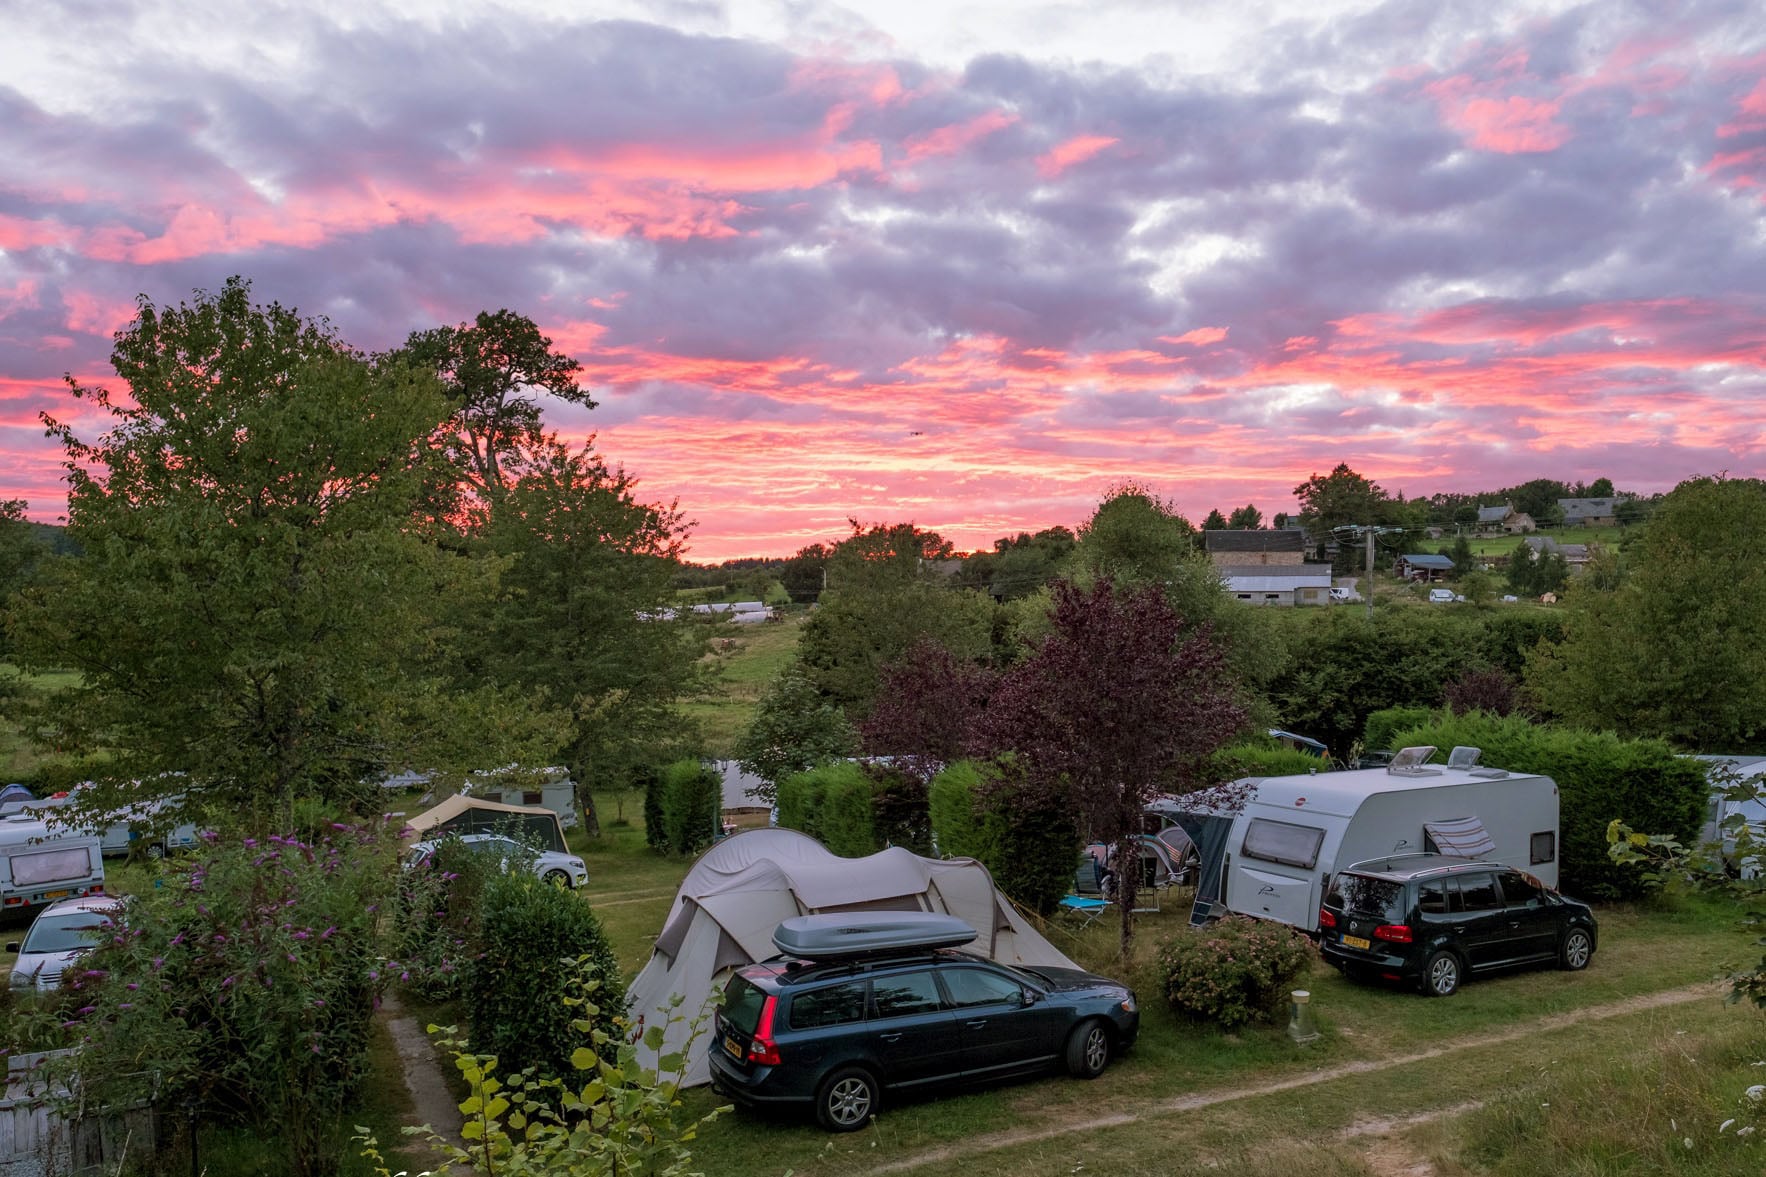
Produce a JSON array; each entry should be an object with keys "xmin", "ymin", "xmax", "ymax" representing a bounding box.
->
[{"xmin": 3, "ymin": 0, "xmax": 1763, "ymax": 560}]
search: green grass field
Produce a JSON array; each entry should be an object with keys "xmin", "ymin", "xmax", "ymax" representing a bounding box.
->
[{"xmin": 680, "ymin": 613, "xmax": 808, "ymax": 757}]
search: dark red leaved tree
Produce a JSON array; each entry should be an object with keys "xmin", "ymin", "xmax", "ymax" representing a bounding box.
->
[
  {"xmin": 859, "ymin": 638, "xmax": 999, "ymax": 783},
  {"xmin": 970, "ymin": 578, "xmax": 1246, "ymax": 958}
]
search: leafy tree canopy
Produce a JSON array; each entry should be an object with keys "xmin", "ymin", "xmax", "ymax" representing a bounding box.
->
[
  {"xmin": 1525, "ymin": 475, "xmax": 1766, "ymax": 751},
  {"xmin": 1226, "ymin": 503, "xmax": 1263, "ymax": 529},
  {"xmin": 735, "ymin": 667, "xmax": 857, "ymax": 801},
  {"xmin": 13, "ymin": 278, "xmax": 565, "ymax": 821}
]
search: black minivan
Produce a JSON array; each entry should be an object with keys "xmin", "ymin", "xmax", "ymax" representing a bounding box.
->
[{"xmin": 1318, "ymin": 854, "xmax": 1597, "ymax": 996}]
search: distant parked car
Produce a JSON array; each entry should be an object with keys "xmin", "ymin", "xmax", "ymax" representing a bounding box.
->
[
  {"xmin": 1329, "ymin": 587, "xmax": 1362, "ymax": 603},
  {"xmin": 1427, "ymin": 588, "xmax": 1457, "ymax": 604},
  {"xmin": 8, "ymin": 895, "xmax": 124, "ymax": 992},
  {"xmin": 1501, "ymin": 594, "xmax": 1519, "ymax": 603},
  {"xmin": 710, "ymin": 912, "xmax": 1139, "ymax": 1131},
  {"xmin": 1318, "ymin": 854, "xmax": 1596, "ymax": 996},
  {"xmin": 403, "ymin": 833, "xmax": 588, "ymax": 889}
]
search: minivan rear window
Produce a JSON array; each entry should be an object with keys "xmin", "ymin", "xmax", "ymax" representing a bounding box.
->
[
  {"xmin": 722, "ymin": 975, "xmax": 769, "ymax": 1035},
  {"xmin": 1242, "ymin": 819, "xmax": 1326, "ymax": 869},
  {"xmin": 1328, "ymin": 874, "xmax": 1406, "ymax": 921}
]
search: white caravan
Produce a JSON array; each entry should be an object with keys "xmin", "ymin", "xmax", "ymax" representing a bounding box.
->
[
  {"xmin": 1156, "ymin": 747, "xmax": 1560, "ymax": 934},
  {"xmin": 0, "ymin": 814, "xmax": 106, "ymax": 914}
]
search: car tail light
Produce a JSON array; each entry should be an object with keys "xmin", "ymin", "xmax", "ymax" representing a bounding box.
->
[
  {"xmin": 1318, "ymin": 908, "xmax": 1336, "ymax": 929},
  {"xmin": 746, "ymin": 995, "xmax": 782, "ymax": 1066},
  {"xmin": 1373, "ymin": 924, "xmax": 1413, "ymax": 944}
]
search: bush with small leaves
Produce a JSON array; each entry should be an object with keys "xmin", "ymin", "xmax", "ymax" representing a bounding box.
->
[{"xmin": 1156, "ymin": 916, "xmax": 1316, "ymax": 1029}]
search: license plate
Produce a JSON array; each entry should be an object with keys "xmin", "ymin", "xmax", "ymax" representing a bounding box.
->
[
  {"xmin": 42, "ymin": 890, "xmax": 69, "ymax": 901},
  {"xmin": 1342, "ymin": 935, "xmax": 1371, "ymax": 950},
  {"xmin": 723, "ymin": 1035, "xmax": 742, "ymax": 1059}
]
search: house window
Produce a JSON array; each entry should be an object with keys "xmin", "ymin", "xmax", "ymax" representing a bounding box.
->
[
  {"xmin": 1530, "ymin": 830, "xmax": 1555, "ymax": 865},
  {"xmin": 523, "ymin": 791, "xmax": 543, "ymax": 806}
]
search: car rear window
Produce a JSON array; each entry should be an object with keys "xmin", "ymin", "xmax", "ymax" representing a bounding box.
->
[
  {"xmin": 789, "ymin": 980, "xmax": 868, "ymax": 1030},
  {"xmin": 1327, "ymin": 874, "xmax": 1406, "ymax": 920},
  {"xmin": 722, "ymin": 975, "xmax": 770, "ymax": 1035}
]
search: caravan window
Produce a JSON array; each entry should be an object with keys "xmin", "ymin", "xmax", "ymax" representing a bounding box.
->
[
  {"xmin": 1530, "ymin": 831, "xmax": 1555, "ymax": 865},
  {"xmin": 9, "ymin": 847, "xmax": 91, "ymax": 887},
  {"xmin": 1241, "ymin": 819, "xmax": 1326, "ymax": 870}
]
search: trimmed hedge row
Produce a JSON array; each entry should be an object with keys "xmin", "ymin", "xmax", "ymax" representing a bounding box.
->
[
  {"xmin": 643, "ymin": 759, "xmax": 722, "ymax": 855},
  {"xmin": 775, "ymin": 760, "xmax": 931, "ymax": 858},
  {"xmin": 1387, "ymin": 712, "xmax": 1707, "ymax": 899},
  {"xmin": 1209, "ymin": 741, "xmax": 1331, "ymax": 781},
  {"xmin": 1362, "ymin": 706, "xmax": 1441, "ymax": 753},
  {"xmin": 928, "ymin": 760, "xmax": 1076, "ymax": 916}
]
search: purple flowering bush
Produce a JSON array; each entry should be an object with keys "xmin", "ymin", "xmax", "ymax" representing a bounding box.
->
[
  {"xmin": 1155, "ymin": 916, "xmax": 1317, "ymax": 1029},
  {"xmin": 385, "ymin": 835, "xmax": 498, "ymax": 1002},
  {"xmin": 68, "ymin": 822, "xmax": 401, "ymax": 1177}
]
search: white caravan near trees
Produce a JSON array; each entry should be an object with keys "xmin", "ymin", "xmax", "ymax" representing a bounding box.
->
[{"xmin": 1153, "ymin": 747, "xmax": 1560, "ymax": 934}]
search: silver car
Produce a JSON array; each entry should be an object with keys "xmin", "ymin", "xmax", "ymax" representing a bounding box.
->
[
  {"xmin": 404, "ymin": 833, "xmax": 589, "ymax": 889},
  {"xmin": 8, "ymin": 895, "xmax": 124, "ymax": 992}
]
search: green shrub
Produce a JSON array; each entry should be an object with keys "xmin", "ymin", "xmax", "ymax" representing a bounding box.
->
[
  {"xmin": 820, "ymin": 766, "xmax": 876, "ymax": 857},
  {"xmin": 931, "ymin": 759, "xmax": 1076, "ymax": 916},
  {"xmin": 386, "ymin": 836, "xmax": 500, "ymax": 1002},
  {"xmin": 468, "ymin": 872, "xmax": 622, "ymax": 1082},
  {"xmin": 1156, "ymin": 916, "xmax": 1316, "ymax": 1029},
  {"xmin": 71, "ymin": 824, "xmax": 400, "ymax": 1177},
  {"xmin": 639, "ymin": 763, "xmax": 667, "ymax": 852},
  {"xmin": 929, "ymin": 761, "xmax": 993, "ymax": 860},
  {"xmin": 1363, "ymin": 706, "xmax": 1439, "ymax": 752},
  {"xmin": 658, "ymin": 759, "xmax": 720, "ymax": 856},
  {"xmin": 1209, "ymin": 740, "xmax": 1329, "ymax": 780},
  {"xmin": 775, "ymin": 768, "xmax": 826, "ymax": 841},
  {"xmin": 1387, "ymin": 712, "xmax": 1707, "ymax": 899}
]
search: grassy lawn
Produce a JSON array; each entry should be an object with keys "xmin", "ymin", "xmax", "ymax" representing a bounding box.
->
[
  {"xmin": 1462, "ymin": 525, "xmax": 1625, "ymax": 558},
  {"xmin": 680, "ymin": 613, "xmax": 808, "ymax": 757}
]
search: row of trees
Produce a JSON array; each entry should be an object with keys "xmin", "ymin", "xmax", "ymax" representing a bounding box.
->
[{"xmin": 1, "ymin": 278, "xmax": 704, "ymax": 829}]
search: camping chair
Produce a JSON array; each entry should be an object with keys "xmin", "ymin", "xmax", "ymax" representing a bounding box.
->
[{"xmin": 1059, "ymin": 856, "xmax": 1113, "ymax": 928}]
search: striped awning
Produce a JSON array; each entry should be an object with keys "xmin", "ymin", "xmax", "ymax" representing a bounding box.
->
[{"xmin": 1424, "ymin": 816, "xmax": 1496, "ymax": 858}]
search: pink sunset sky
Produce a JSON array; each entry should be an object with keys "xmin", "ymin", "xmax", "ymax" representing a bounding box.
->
[{"xmin": 1, "ymin": 0, "xmax": 1762, "ymax": 561}]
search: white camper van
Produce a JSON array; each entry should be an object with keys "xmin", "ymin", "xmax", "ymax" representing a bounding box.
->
[
  {"xmin": 1155, "ymin": 747, "xmax": 1559, "ymax": 934},
  {"xmin": 0, "ymin": 814, "xmax": 106, "ymax": 914}
]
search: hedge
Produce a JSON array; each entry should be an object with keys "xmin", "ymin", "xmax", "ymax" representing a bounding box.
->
[
  {"xmin": 1387, "ymin": 712, "xmax": 1707, "ymax": 899},
  {"xmin": 468, "ymin": 872, "xmax": 623, "ymax": 1081},
  {"xmin": 1363, "ymin": 707, "xmax": 1441, "ymax": 753},
  {"xmin": 657, "ymin": 759, "xmax": 721, "ymax": 856},
  {"xmin": 1209, "ymin": 741, "xmax": 1331, "ymax": 781},
  {"xmin": 774, "ymin": 760, "xmax": 931, "ymax": 858},
  {"xmin": 928, "ymin": 759, "xmax": 1075, "ymax": 916}
]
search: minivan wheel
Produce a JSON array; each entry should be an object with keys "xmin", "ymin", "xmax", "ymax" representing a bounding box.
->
[
  {"xmin": 815, "ymin": 1066, "xmax": 880, "ymax": 1132},
  {"xmin": 542, "ymin": 869, "xmax": 572, "ymax": 890},
  {"xmin": 1560, "ymin": 927, "xmax": 1593, "ymax": 971},
  {"xmin": 1065, "ymin": 1019, "xmax": 1110, "ymax": 1079},
  {"xmin": 1421, "ymin": 950, "xmax": 1461, "ymax": 997}
]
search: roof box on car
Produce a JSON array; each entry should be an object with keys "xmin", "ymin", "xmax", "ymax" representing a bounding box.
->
[{"xmin": 772, "ymin": 911, "xmax": 978, "ymax": 960}]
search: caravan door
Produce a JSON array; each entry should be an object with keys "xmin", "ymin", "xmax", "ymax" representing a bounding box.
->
[{"xmin": 1231, "ymin": 817, "xmax": 1329, "ymax": 931}]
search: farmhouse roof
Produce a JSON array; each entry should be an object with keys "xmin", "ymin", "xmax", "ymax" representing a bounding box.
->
[
  {"xmin": 1219, "ymin": 564, "xmax": 1333, "ymax": 592},
  {"xmin": 1476, "ymin": 505, "xmax": 1513, "ymax": 523},
  {"xmin": 1399, "ymin": 553, "xmax": 1456, "ymax": 570},
  {"xmin": 1204, "ymin": 529, "xmax": 1307, "ymax": 554}
]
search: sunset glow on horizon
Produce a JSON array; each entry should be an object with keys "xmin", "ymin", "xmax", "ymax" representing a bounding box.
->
[{"xmin": 2, "ymin": 1, "xmax": 1763, "ymax": 561}]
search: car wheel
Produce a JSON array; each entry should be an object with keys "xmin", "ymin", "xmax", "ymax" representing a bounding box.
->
[
  {"xmin": 145, "ymin": 843, "xmax": 165, "ymax": 861},
  {"xmin": 1065, "ymin": 1019, "xmax": 1111, "ymax": 1079},
  {"xmin": 1560, "ymin": 927, "xmax": 1593, "ymax": 971},
  {"xmin": 815, "ymin": 1066, "xmax": 880, "ymax": 1132},
  {"xmin": 1421, "ymin": 950, "xmax": 1461, "ymax": 997},
  {"xmin": 542, "ymin": 869, "xmax": 572, "ymax": 890}
]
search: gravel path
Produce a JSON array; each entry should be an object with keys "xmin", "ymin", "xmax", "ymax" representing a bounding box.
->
[{"xmin": 381, "ymin": 989, "xmax": 464, "ymax": 1172}]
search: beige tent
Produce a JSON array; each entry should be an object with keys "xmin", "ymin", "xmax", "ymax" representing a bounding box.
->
[
  {"xmin": 402, "ymin": 794, "xmax": 568, "ymax": 854},
  {"xmin": 625, "ymin": 827, "xmax": 1080, "ymax": 1087}
]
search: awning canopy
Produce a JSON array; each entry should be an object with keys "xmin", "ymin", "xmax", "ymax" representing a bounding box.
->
[{"xmin": 1423, "ymin": 816, "xmax": 1496, "ymax": 858}]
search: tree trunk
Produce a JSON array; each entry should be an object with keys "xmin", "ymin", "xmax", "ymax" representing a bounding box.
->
[
  {"xmin": 578, "ymin": 783, "xmax": 601, "ymax": 840},
  {"xmin": 1116, "ymin": 829, "xmax": 1138, "ymax": 962}
]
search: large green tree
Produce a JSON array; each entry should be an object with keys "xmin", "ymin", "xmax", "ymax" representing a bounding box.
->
[
  {"xmin": 0, "ymin": 499, "xmax": 47, "ymax": 659},
  {"xmin": 395, "ymin": 309, "xmax": 588, "ymax": 499},
  {"xmin": 1525, "ymin": 475, "xmax": 1766, "ymax": 751},
  {"xmin": 13, "ymin": 279, "xmax": 562, "ymax": 821},
  {"xmin": 476, "ymin": 437, "xmax": 704, "ymax": 824}
]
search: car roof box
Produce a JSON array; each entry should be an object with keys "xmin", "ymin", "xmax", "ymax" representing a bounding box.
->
[{"xmin": 772, "ymin": 911, "xmax": 978, "ymax": 959}]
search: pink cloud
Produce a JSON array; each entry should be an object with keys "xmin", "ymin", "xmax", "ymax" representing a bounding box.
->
[
  {"xmin": 1036, "ymin": 135, "xmax": 1118, "ymax": 178},
  {"xmin": 1161, "ymin": 327, "xmax": 1229, "ymax": 347},
  {"xmin": 901, "ymin": 110, "xmax": 1017, "ymax": 162}
]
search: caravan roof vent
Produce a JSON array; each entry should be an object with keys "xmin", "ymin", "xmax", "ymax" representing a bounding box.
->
[
  {"xmin": 1447, "ymin": 746, "xmax": 1481, "ymax": 769},
  {"xmin": 1469, "ymin": 767, "xmax": 1510, "ymax": 779},
  {"xmin": 1387, "ymin": 746, "xmax": 1442, "ymax": 777}
]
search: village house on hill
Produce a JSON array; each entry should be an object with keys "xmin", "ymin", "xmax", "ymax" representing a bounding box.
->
[
  {"xmin": 1203, "ymin": 530, "xmax": 1333, "ymax": 607},
  {"xmin": 1557, "ymin": 497, "xmax": 1629, "ymax": 527},
  {"xmin": 1477, "ymin": 504, "xmax": 1536, "ymax": 535}
]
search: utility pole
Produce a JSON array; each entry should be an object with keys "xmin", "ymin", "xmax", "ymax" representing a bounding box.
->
[{"xmin": 1331, "ymin": 524, "xmax": 1407, "ymax": 619}]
